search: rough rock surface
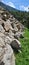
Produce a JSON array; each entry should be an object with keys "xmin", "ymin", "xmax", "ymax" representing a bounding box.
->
[
  {"xmin": 0, "ymin": 6, "xmax": 24, "ymax": 65},
  {"xmin": 0, "ymin": 43, "xmax": 15, "ymax": 65},
  {"xmin": 10, "ymin": 39, "xmax": 21, "ymax": 51},
  {"xmin": 0, "ymin": 25, "xmax": 5, "ymax": 33}
]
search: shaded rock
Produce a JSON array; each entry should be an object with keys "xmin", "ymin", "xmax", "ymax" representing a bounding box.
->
[
  {"xmin": 19, "ymin": 34, "xmax": 24, "ymax": 38},
  {"xmin": 0, "ymin": 25, "xmax": 5, "ymax": 33},
  {"xmin": 4, "ymin": 36, "xmax": 21, "ymax": 52},
  {"xmin": 10, "ymin": 39, "xmax": 21, "ymax": 52},
  {"xmin": 1, "ymin": 11, "xmax": 10, "ymax": 21},
  {"xmin": 14, "ymin": 32, "xmax": 24, "ymax": 39},
  {"xmin": 19, "ymin": 23, "xmax": 24, "ymax": 32},
  {"xmin": 0, "ymin": 62, "xmax": 4, "ymax": 65}
]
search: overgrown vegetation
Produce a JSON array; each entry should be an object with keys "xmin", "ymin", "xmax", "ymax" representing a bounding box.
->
[
  {"xmin": 15, "ymin": 28, "xmax": 29, "ymax": 65},
  {"xmin": 10, "ymin": 11, "xmax": 29, "ymax": 29}
]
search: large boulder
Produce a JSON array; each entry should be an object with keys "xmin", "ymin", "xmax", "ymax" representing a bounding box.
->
[
  {"xmin": 0, "ymin": 43, "xmax": 15, "ymax": 65},
  {"xmin": 2, "ymin": 44, "xmax": 15, "ymax": 65},
  {"xmin": 4, "ymin": 36, "xmax": 21, "ymax": 52},
  {"xmin": 10, "ymin": 39, "xmax": 21, "ymax": 52}
]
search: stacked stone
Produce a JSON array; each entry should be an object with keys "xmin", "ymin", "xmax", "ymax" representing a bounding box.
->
[{"xmin": 0, "ymin": 7, "xmax": 24, "ymax": 65}]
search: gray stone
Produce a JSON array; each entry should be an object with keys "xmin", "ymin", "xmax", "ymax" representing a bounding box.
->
[
  {"xmin": 4, "ymin": 22, "xmax": 10, "ymax": 31},
  {"xmin": 0, "ymin": 32, "xmax": 5, "ymax": 37},
  {"xmin": 9, "ymin": 30, "xmax": 14, "ymax": 39},
  {"xmin": 0, "ymin": 37, "xmax": 5, "ymax": 47},
  {"xmin": 4, "ymin": 22, "xmax": 13, "ymax": 31},
  {"xmin": 12, "ymin": 23, "xmax": 18, "ymax": 32},
  {"xmin": 14, "ymin": 32, "xmax": 24, "ymax": 39},
  {"xmin": 0, "ymin": 44, "xmax": 15, "ymax": 65},
  {"xmin": 10, "ymin": 39, "xmax": 21, "ymax": 51},
  {"xmin": 0, "ymin": 18, "xmax": 5, "ymax": 25},
  {"xmin": 5, "ymin": 36, "xmax": 12, "ymax": 44},
  {"xmin": 0, "ymin": 25, "xmax": 5, "ymax": 33}
]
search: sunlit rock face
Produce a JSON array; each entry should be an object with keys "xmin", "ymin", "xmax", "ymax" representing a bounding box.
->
[
  {"xmin": 0, "ymin": 44, "xmax": 15, "ymax": 65},
  {"xmin": 0, "ymin": 5, "xmax": 24, "ymax": 65}
]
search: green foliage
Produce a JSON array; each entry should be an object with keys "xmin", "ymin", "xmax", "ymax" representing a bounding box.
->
[
  {"xmin": 10, "ymin": 10, "xmax": 29, "ymax": 29},
  {"xmin": 15, "ymin": 29, "xmax": 29, "ymax": 65}
]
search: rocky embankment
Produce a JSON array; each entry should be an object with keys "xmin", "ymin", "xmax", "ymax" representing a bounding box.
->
[{"xmin": 0, "ymin": 6, "xmax": 24, "ymax": 65}]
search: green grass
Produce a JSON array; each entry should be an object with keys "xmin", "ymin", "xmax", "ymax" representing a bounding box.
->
[{"xmin": 15, "ymin": 28, "xmax": 29, "ymax": 65}]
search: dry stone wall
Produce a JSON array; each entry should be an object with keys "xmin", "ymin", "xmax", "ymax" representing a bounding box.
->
[{"xmin": 0, "ymin": 6, "xmax": 24, "ymax": 65}]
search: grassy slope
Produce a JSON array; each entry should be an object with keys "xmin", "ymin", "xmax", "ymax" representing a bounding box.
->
[{"xmin": 15, "ymin": 28, "xmax": 29, "ymax": 65}]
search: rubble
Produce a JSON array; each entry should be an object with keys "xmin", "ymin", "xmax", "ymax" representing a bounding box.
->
[{"xmin": 0, "ymin": 6, "xmax": 24, "ymax": 65}]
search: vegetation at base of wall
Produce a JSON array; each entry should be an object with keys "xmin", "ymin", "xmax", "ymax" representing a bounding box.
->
[{"xmin": 15, "ymin": 28, "xmax": 29, "ymax": 65}]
